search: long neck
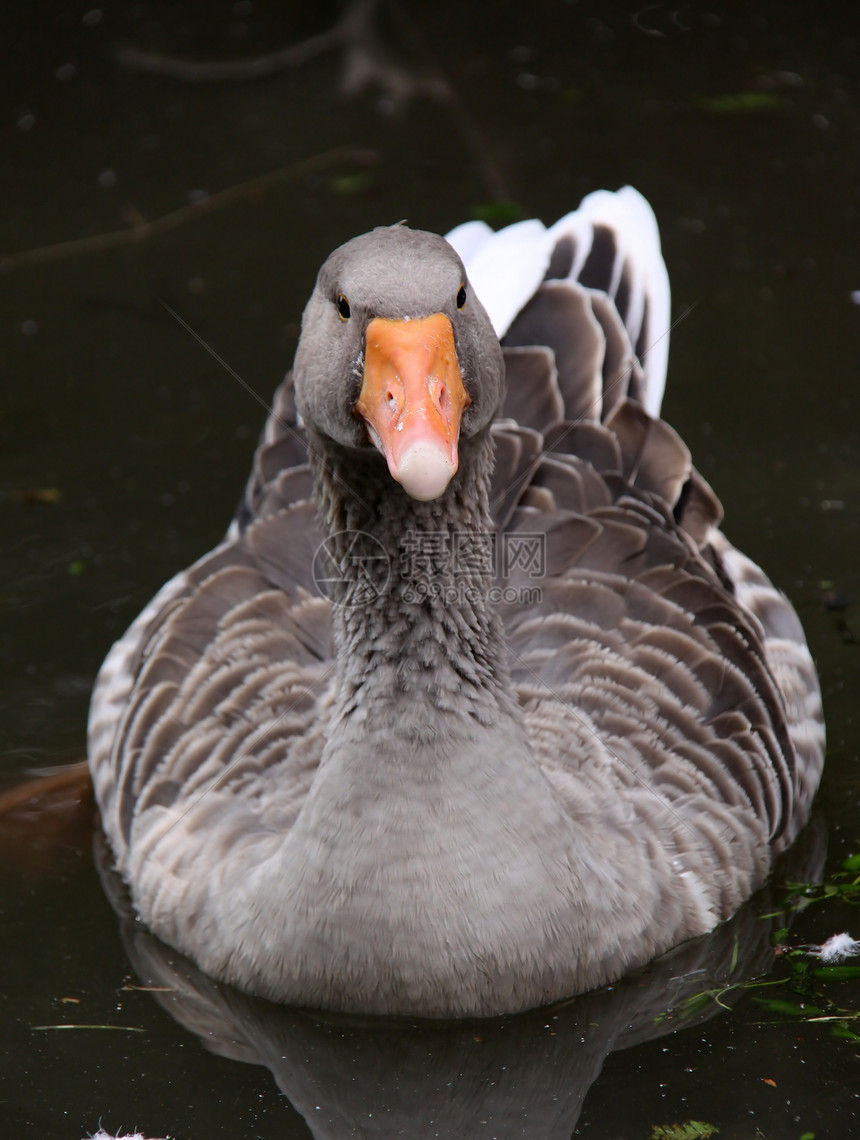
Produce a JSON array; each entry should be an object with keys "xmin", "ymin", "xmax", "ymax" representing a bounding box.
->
[{"xmin": 309, "ymin": 430, "xmax": 521, "ymax": 742}]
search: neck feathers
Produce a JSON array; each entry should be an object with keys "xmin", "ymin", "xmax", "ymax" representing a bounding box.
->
[{"xmin": 309, "ymin": 431, "xmax": 518, "ymax": 732}]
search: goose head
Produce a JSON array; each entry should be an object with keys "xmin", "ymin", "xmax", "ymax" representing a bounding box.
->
[{"xmin": 293, "ymin": 224, "xmax": 505, "ymax": 501}]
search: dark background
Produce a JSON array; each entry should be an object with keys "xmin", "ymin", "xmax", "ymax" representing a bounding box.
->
[{"xmin": 2, "ymin": 3, "xmax": 859, "ymax": 1136}]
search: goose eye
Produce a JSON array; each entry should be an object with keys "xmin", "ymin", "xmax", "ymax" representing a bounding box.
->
[
  {"xmin": 456, "ymin": 284, "xmax": 467, "ymax": 310},
  {"xmin": 336, "ymin": 293, "xmax": 351, "ymax": 321}
]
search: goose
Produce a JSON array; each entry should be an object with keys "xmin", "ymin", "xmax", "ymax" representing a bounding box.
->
[{"xmin": 88, "ymin": 187, "xmax": 825, "ymax": 1019}]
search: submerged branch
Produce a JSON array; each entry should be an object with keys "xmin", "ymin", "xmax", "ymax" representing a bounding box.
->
[{"xmin": 0, "ymin": 148, "xmax": 375, "ymax": 272}]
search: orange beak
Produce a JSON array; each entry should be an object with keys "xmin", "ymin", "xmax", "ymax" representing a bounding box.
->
[{"xmin": 355, "ymin": 312, "xmax": 471, "ymax": 501}]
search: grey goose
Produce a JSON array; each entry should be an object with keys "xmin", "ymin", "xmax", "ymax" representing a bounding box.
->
[{"xmin": 88, "ymin": 188, "xmax": 825, "ymax": 1018}]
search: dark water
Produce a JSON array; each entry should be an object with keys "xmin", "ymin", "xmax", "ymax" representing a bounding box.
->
[{"xmin": 2, "ymin": 2, "xmax": 859, "ymax": 1136}]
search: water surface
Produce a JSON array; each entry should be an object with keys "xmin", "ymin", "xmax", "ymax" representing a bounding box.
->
[{"xmin": 2, "ymin": 3, "xmax": 859, "ymax": 1136}]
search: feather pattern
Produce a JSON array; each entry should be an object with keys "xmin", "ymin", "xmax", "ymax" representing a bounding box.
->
[{"xmin": 88, "ymin": 188, "xmax": 824, "ymax": 1018}]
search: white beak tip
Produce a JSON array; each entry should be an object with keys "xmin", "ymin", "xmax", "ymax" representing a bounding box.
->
[{"xmin": 393, "ymin": 443, "xmax": 457, "ymax": 501}]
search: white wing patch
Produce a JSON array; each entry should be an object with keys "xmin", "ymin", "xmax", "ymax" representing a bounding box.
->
[
  {"xmin": 448, "ymin": 188, "xmax": 671, "ymax": 417},
  {"xmin": 446, "ymin": 218, "xmax": 553, "ymax": 339}
]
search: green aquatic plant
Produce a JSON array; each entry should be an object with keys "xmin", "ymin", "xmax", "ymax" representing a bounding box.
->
[
  {"xmin": 782, "ymin": 853, "xmax": 860, "ymax": 911},
  {"xmin": 654, "ymin": 857, "xmax": 860, "ymax": 1040},
  {"xmin": 751, "ymin": 944, "xmax": 860, "ymax": 1041},
  {"xmin": 651, "ymin": 1121, "xmax": 719, "ymax": 1140},
  {"xmin": 693, "ymin": 92, "xmax": 784, "ymax": 114}
]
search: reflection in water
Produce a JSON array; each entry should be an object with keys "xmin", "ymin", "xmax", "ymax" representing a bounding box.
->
[{"xmin": 97, "ymin": 827, "xmax": 825, "ymax": 1139}]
